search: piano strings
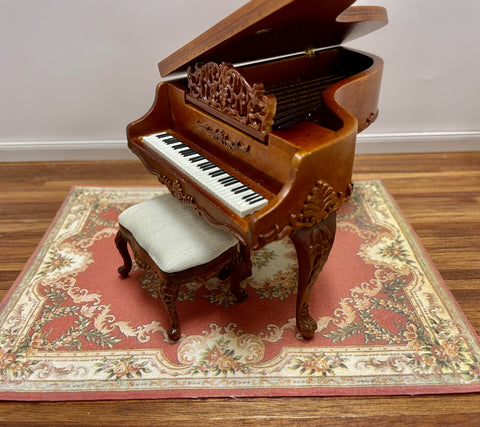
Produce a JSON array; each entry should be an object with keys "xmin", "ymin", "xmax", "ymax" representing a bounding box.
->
[{"xmin": 265, "ymin": 72, "xmax": 352, "ymax": 129}]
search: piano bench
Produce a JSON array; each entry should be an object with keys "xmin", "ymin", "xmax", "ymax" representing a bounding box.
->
[{"xmin": 114, "ymin": 193, "xmax": 250, "ymax": 342}]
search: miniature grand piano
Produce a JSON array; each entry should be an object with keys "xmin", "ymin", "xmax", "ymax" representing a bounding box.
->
[{"xmin": 127, "ymin": 0, "xmax": 387, "ymax": 339}]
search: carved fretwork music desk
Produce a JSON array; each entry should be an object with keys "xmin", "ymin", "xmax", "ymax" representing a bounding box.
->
[{"xmin": 126, "ymin": 0, "xmax": 388, "ymax": 339}]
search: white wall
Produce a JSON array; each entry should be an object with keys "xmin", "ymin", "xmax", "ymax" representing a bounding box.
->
[
  {"xmin": 349, "ymin": 0, "xmax": 480, "ymax": 153},
  {"xmin": 0, "ymin": 0, "xmax": 479, "ymax": 160}
]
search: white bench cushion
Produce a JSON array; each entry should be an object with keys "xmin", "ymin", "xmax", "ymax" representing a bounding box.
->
[{"xmin": 118, "ymin": 194, "xmax": 238, "ymax": 273}]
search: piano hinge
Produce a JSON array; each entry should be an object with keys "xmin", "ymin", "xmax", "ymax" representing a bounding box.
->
[{"xmin": 304, "ymin": 46, "xmax": 317, "ymax": 58}]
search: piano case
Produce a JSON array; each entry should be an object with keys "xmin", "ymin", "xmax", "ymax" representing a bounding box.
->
[{"xmin": 126, "ymin": 0, "xmax": 387, "ymax": 339}]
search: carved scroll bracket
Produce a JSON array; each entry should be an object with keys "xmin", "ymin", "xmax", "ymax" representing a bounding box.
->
[
  {"xmin": 158, "ymin": 175, "xmax": 195, "ymax": 206},
  {"xmin": 290, "ymin": 181, "xmax": 353, "ymax": 229}
]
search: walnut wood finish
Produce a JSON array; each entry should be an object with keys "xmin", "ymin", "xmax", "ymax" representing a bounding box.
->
[
  {"xmin": 1, "ymin": 153, "xmax": 479, "ymax": 424},
  {"xmin": 157, "ymin": 0, "xmax": 387, "ymax": 77},
  {"xmin": 127, "ymin": 47, "xmax": 382, "ymax": 338},
  {"xmin": 127, "ymin": 0, "xmax": 387, "ymax": 339},
  {"xmin": 290, "ymin": 212, "xmax": 336, "ymax": 339},
  {"xmin": 115, "ymin": 225, "xmax": 250, "ymax": 341}
]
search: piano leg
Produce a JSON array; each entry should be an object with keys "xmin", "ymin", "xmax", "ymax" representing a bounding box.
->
[{"xmin": 289, "ymin": 212, "xmax": 336, "ymax": 339}]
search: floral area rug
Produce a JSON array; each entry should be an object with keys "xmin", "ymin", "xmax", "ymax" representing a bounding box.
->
[{"xmin": 1, "ymin": 181, "xmax": 480, "ymax": 400}]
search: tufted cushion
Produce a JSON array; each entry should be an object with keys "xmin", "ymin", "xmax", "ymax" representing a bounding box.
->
[{"xmin": 118, "ymin": 194, "xmax": 238, "ymax": 273}]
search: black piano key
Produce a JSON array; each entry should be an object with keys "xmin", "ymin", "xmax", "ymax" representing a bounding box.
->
[
  {"xmin": 234, "ymin": 188, "xmax": 250, "ymax": 194},
  {"xmin": 179, "ymin": 148, "xmax": 197, "ymax": 157},
  {"xmin": 200, "ymin": 163, "xmax": 217, "ymax": 171},
  {"xmin": 162, "ymin": 136, "xmax": 179, "ymax": 144},
  {"xmin": 198, "ymin": 161, "xmax": 213, "ymax": 168},
  {"xmin": 189, "ymin": 156, "xmax": 205, "ymax": 163},
  {"xmin": 224, "ymin": 179, "xmax": 240, "ymax": 187},
  {"xmin": 209, "ymin": 169, "xmax": 227, "ymax": 177},
  {"xmin": 219, "ymin": 177, "xmax": 238, "ymax": 186},
  {"xmin": 247, "ymin": 194, "xmax": 265, "ymax": 204},
  {"xmin": 172, "ymin": 143, "xmax": 187, "ymax": 150},
  {"xmin": 243, "ymin": 192, "xmax": 261, "ymax": 201},
  {"xmin": 219, "ymin": 176, "xmax": 236, "ymax": 184},
  {"xmin": 232, "ymin": 185, "xmax": 249, "ymax": 194}
]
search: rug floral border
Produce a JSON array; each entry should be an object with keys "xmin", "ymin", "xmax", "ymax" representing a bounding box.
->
[{"xmin": 1, "ymin": 181, "xmax": 480, "ymax": 400}]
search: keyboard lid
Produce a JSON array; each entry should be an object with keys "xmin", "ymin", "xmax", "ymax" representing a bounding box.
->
[{"xmin": 158, "ymin": 0, "xmax": 387, "ymax": 77}]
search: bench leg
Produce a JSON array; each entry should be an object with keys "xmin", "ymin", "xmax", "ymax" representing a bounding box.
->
[
  {"xmin": 157, "ymin": 276, "xmax": 181, "ymax": 341},
  {"xmin": 115, "ymin": 230, "xmax": 132, "ymax": 278},
  {"xmin": 229, "ymin": 244, "xmax": 251, "ymax": 303}
]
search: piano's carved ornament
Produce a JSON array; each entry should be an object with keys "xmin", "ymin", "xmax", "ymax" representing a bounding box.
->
[
  {"xmin": 158, "ymin": 176, "xmax": 195, "ymax": 206},
  {"xmin": 290, "ymin": 181, "xmax": 353, "ymax": 229},
  {"xmin": 256, "ymin": 224, "xmax": 281, "ymax": 248},
  {"xmin": 188, "ymin": 62, "xmax": 276, "ymax": 134},
  {"xmin": 197, "ymin": 121, "xmax": 250, "ymax": 152},
  {"xmin": 255, "ymin": 182, "xmax": 351, "ymax": 249}
]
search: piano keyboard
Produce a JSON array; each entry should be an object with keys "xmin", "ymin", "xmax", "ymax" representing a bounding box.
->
[{"xmin": 142, "ymin": 132, "xmax": 269, "ymax": 217}]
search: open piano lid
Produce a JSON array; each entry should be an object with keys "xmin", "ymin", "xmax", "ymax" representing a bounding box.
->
[{"xmin": 158, "ymin": 0, "xmax": 387, "ymax": 77}]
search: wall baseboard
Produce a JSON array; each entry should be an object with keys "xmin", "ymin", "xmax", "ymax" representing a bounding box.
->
[
  {"xmin": 1, "ymin": 131, "xmax": 479, "ymax": 162},
  {"xmin": 0, "ymin": 140, "xmax": 136, "ymax": 162},
  {"xmin": 355, "ymin": 131, "xmax": 480, "ymax": 154}
]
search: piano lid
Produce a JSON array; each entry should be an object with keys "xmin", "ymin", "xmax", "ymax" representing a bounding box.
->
[{"xmin": 158, "ymin": 0, "xmax": 387, "ymax": 77}]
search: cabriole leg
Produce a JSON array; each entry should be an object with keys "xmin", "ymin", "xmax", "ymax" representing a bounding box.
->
[
  {"xmin": 289, "ymin": 212, "xmax": 336, "ymax": 339},
  {"xmin": 157, "ymin": 276, "xmax": 181, "ymax": 341},
  {"xmin": 115, "ymin": 230, "xmax": 132, "ymax": 278}
]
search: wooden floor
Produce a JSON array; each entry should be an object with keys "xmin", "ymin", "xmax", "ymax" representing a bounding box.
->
[{"xmin": 0, "ymin": 152, "xmax": 479, "ymax": 426}]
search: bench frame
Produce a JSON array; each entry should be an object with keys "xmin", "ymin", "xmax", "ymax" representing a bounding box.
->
[{"xmin": 115, "ymin": 224, "xmax": 251, "ymax": 341}]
